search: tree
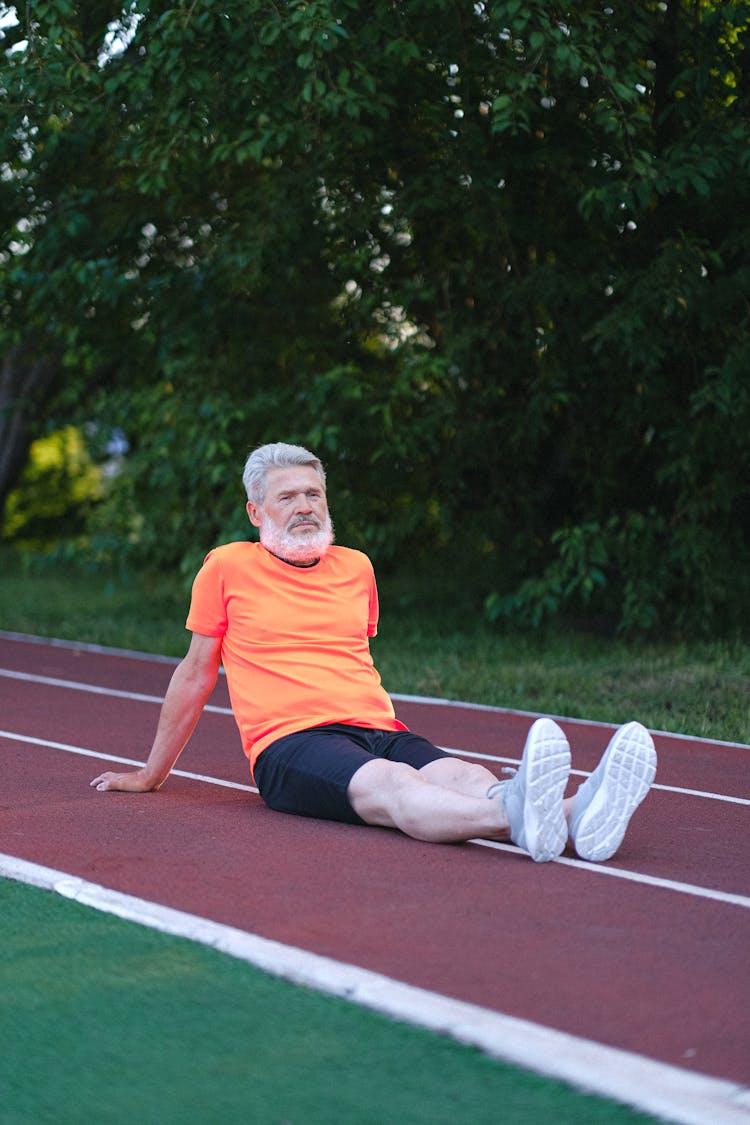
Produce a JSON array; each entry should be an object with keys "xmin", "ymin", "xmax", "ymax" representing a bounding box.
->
[{"xmin": 1, "ymin": 1, "xmax": 748, "ymax": 633}]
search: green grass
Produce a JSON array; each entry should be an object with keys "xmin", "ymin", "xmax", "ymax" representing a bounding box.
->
[
  {"xmin": 0, "ymin": 880, "xmax": 657, "ymax": 1125},
  {"xmin": 1, "ymin": 548, "xmax": 747, "ymax": 743},
  {"xmin": 373, "ymin": 625, "xmax": 750, "ymax": 744}
]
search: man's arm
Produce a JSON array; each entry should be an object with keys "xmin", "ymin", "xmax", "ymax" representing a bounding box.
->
[{"xmin": 90, "ymin": 632, "xmax": 223, "ymax": 793}]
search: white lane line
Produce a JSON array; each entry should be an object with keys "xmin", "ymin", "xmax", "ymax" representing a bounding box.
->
[
  {"xmin": 2, "ymin": 853, "xmax": 749, "ymax": 1125},
  {"xmin": 2, "ymin": 631, "xmax": 749, "ymax": 753},
  {"xmin": 471, "ymin": 838, "xmax": 750, "ymax": 910},
  {"xmin": 446, "ymin": 746, "xmax": 750, "ymax": 806},
  {"xmin": 2, "ymin": 668, "xmax": 746, "ymax": 806},
  {"xmin": 0, "ymin": 731, "xmax": 255, "ymax": 792},
  {"xmin": 3, "ymin": 729, "xmax": 749, "ymax": 912},
  {"xmin": 0, "ymin": 630, "xmax": 185, "ymax": 666},
  {"xmin": 0, "ymin": 667, "xmax": 233, "ymax": 715}
]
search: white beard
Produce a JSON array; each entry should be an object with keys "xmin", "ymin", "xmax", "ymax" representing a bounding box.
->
[{"xmin": 259, "ymin": 512, "xmax": 335, "ymax": 564}]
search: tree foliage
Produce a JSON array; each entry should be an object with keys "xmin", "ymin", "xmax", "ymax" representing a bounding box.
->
[{"xmin": 1, "ymin": 0, "xmax": 749, "ymax": 634}]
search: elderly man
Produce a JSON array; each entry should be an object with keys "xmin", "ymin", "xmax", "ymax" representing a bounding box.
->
[{"xmin": 92, "ymin": 442, "xmax": 656, "ymax": 863}]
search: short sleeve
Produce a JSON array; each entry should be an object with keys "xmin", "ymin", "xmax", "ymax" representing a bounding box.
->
[
  {"xmin": 367, "ymin": 562, "xmax": 379, "ymax": 638},
  {"xmin": 185, "ymin": 551, "xmax": 228, "ymax": 637}
]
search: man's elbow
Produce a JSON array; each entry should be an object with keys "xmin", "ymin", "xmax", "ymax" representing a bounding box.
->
[
  {"xmin": 192, "ymin": 665, "xmax": 220, "ymax": 700},
  {"xmin": 175, "ymin": 656, "xmax": 220, "ymax": 700}
]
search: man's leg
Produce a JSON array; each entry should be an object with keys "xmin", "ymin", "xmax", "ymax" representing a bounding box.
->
[
  {"xmin": 348, "ymin": 717, "xmax": 572, "ymax": 859},
  {"xmin": 419, "ymin": 754, "xmax": 578, "ymax": 837},
  {"xmin": 347, "ymin": 757, "xmax": 512, "ymax": 843},
  {"xmin": 418, "ymin": 755, "xmax": 499, "ymax": 797}
]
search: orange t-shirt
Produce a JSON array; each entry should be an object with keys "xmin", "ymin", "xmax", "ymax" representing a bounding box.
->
[{"xmin": 185, "ymin": 541, "xmax": 407, "ymax": 772}]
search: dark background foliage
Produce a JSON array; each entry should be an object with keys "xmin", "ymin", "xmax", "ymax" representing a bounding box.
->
[{"xmin": 1, "ymin": 1, "xmax": 748, "ymax": 634}]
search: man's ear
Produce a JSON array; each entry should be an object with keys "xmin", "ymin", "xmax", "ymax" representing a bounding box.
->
[{"xmin": 246, "ymin": 500, "xmax": 262, "ymax": 528}]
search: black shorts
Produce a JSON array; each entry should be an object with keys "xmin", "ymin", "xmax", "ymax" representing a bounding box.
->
[{"xmin": 253, "ymin": 723, "xmax": 450, "ymax": 825}]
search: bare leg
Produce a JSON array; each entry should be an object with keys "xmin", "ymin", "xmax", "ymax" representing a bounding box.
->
[
  {"xmin": 347, "ymin": 758, "xmax": 512, "ymax": 843},
  {"xmin": 563, "ymin": 795, "xmax": 575, "ymax": 828},
  {"xmin": 421, "ymin": 754, "xmax": 577, "ymax": 830},
  {"xmin": 419, "ymin": 756, "xmax": 499, "ymax": 798}
]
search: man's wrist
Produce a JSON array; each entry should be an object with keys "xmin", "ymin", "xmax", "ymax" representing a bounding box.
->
[{"xmin": 139, "ymin": 765, "xmax": 165, "ymax": 790}]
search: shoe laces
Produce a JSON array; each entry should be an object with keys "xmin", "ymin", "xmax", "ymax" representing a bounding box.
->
[{"xmin": 487, "ymin": 767, "xmax": 516, "ymax": 799}]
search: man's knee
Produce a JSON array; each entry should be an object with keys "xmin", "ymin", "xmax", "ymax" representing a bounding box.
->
[{"xmin": 419, "ymin": 755, "xmax": 498, "ymax": 799}]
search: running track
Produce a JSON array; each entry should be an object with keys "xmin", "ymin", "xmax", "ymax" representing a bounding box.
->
[{"xmin": 1, "ymin": 631, "xmax": 749, "ymax": 1124}]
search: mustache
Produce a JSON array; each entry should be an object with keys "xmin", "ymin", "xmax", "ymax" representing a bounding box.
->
[{"xmin": 289, "ymin": 515, "xmax": 322, "ymax": 530}]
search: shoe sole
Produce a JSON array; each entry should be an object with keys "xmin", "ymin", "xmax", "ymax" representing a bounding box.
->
[
  {"xmin": 521, "ymin": 718, "xmax": 571, "ymax": 862},
  {"xmin": 573, "ymin": 722, "xmax": 657, "ymax": 862}
]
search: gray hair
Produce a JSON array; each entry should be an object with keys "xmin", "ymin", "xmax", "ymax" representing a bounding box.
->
[{"xmin": 242, "ymin": 442, "xmax": 326, "ymax": 504}]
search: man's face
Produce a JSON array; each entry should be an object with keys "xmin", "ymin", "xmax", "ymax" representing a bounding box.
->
[{"xmin": 246, "ymin": 465, "xmax": 333, "ymax": 563}]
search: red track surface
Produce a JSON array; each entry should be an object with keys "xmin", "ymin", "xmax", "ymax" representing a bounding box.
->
[{"xmin": 2, "ymin": 633, "xmax": 749, "ymax": 1090}]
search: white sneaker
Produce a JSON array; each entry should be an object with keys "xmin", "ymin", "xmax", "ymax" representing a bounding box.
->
[
  {"xmin": 569, "ymin": 721, "xmax": 657, "ymax": 862},
  {"xmin": 490, "ymin": 717, "xmax": 571, "ymax": 862}
]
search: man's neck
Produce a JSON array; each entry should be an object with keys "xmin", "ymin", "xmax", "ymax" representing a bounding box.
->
[{"xmin": 267, "ymin": 549, "xmax": 320, "ymax": 568}]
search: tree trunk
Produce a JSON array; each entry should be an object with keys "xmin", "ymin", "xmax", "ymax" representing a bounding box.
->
[{"xmin": 0, "ymin": 346, "xmax": 61, "ymax": 512}]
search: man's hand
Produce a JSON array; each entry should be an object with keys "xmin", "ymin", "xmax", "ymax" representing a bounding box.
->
[{"xmin": 90, "ymin": 768, "xmax": 157, "ymax": 793}]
